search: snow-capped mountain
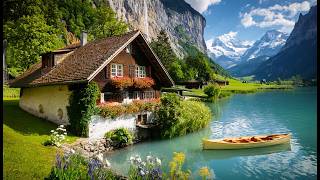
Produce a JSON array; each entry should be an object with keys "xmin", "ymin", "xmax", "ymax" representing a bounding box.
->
[
  {"xmin": 206, "ymin": 31, "xmax": 253, "ymax": 69},
  {"xmin": 228, "ymin": 30, "xmax": 289, "ymax": 77},
  {"xmin": 240, "ymin": 30, "xmax": 289, "ymax": 62}
]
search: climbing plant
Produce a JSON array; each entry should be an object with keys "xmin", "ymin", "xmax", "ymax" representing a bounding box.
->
[{"xmin": 67, "ymin": 82, "xmax": 100, "ymax": 137}]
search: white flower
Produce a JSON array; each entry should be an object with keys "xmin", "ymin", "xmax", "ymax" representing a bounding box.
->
[
  {"xmin": 64, "ymin": 132, "xmax": 67, "ymax": 135},
  {"xmin": 70, "ymin": 149, "xmax": 75, "ymax": 154},
  {"xmin": 59, "ymin": 125, "xmax": 64, "ymax": 128},
  {"xmin": 96, "ymin": 153, "xmax": 104, "ymax": 163},
  {"xmin": 141, "ymin": 161, "xmax": 146, "ymax": 167},
  {"xmin": 156, "ymin": 158, "xmax": 161, "ymax": 166},
  {"xmin": 140, "ymin": 170, "xmax": 145, "ymax": 176},
  {"xmin": 104, "ymin": 159, "xmax": 111, "ymax": 167},
  {"xmin": 146, "ymin": 155, "xmax": 152, "ymax": 162},
  {"xmin": 50, "ymin": 130, "xmax": 54, "ymax": 133}
]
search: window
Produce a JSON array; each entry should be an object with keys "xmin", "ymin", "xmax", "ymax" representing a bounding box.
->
[
  {"xmin": 135, "ymin": 66, "xmax": 146, "ymax": 78},
  {"xmin": 145, "ymin": 91, "xmax": 155, "ymax": 99},
  {"xmin": 111, "ymin": 63, "xmax": 123, "ymax": 77}
]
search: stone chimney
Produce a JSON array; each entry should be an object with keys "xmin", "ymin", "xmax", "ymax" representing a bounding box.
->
[{"xmin": 80, "ymin": 31, "xmax": 87, "ymax": 46}]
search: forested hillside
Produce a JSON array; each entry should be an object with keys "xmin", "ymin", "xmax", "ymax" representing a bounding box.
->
[
  {"xmin": 4, "ymin": 0, "xmax": 128, "ymax": 77},
  {"xmin": 4, "ymin": 0, "xmax": 229, "ymax": 82}
]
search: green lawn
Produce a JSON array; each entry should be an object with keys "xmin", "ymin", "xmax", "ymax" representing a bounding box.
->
[
  {"xmin": 221, "ymin": 78, "xmax": 293, "ymax": 92},
  {"xmin": 182, "ymin": 78, "xmax": 293, "ymax": 98},
  {"xmin": 3, "ymin": 98, "xmax": 77, "ymax": 179}
]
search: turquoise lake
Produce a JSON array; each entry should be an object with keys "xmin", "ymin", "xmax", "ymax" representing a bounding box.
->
[{"xmin": 105, "ymin": 87, "xmax": 317, "ymax": 179}]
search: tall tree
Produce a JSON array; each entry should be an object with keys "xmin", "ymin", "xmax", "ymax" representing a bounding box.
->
[
  {"xmin": 185, "ymin": 52, "xmax": 214, "ymax": 81},
  {"xmin": 89, "ymin": 6, "xmax": 128, "ymax": 39},
  {"xmin": 4, "ymin": 15, "xmax": 64, "ymax": 75},
  {"xmin": 150, "ymin": 30, "xmax": 176, "ymax": 70}
]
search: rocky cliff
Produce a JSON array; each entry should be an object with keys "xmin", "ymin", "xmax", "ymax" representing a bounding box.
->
[
  {"xmin": 104, "ymin": 0, "xmax": 207, "ymax": 57},
  {"xmin": 253, "ymin": 5, "xmax": 317, "ymax": 80}
]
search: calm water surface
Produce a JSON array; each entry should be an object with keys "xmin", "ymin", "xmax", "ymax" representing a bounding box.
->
[{"xmin": 106, "ymin": 87, "xmax": 317, "ymax": 180}]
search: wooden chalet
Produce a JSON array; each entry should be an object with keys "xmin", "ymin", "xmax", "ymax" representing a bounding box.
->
[{"xmin": 9, "ymin": 30, "xmax": 174, "ymax": 125}]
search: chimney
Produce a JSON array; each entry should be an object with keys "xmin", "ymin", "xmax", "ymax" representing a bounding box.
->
[{"xmin": 80, "ymin": 31, "xmax": 87, "ymax": 46}]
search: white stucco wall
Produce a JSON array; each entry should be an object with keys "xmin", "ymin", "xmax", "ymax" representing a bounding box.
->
[
  {"xmin": 89, "ymin": 111, "xmax": 155, "ymax": 139},
  {"xmin": 19, "ymin": 85, "xmax": 72, "ymax": 125}
]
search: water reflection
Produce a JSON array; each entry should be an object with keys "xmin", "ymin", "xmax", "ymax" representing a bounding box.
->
[{"xmin": 105, "ymin": 88, "xmax": 317, "ymax": 179}]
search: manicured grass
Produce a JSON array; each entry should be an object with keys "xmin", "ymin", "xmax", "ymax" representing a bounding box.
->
[{"xmin": 3, "ymin": 98, "xmax": 78, "ymax": 179}]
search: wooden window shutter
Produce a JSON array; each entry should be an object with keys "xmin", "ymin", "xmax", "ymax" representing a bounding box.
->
[
  {"xmin": 147, "ymin": 66, "xmax": 151, "ymax": 77},
  {"xmin": 129, "ymin": 65, "xmax": 135, "ymax": 78},
  {"xmin": 105, "ymin": 64, "xmax": 110, "ymax": 79}
]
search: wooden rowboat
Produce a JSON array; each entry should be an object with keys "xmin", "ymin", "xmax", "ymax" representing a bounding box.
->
[{"xmin": 202, "ymin": 133, "xmax": 291, "ymax": 150}]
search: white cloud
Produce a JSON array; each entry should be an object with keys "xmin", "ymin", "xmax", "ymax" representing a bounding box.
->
[
  {"xmin": 185, "ymin": 0, "xmax": 221, "ymax": 13},
  {"xmin": 240, "ymin": 1, "xmax": 312, "ymax": 33}
]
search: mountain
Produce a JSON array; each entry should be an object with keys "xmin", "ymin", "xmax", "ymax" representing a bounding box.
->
[
  {"xmin": 240, "ymin": 30, "xmax": 289, "ymax": 61},
  {"xmin": 228, "ymin": 56, "xmax": 270, "ymax": 77},
  {"xmin": 206, "ymin": 32, "xmax": 253, "ymax": 69},
  {"xmin": 106, "ymin": 0, "xmax": 206, "ymax": 57},
  {"xmin": 229, "ymin": 30, "xmax": 289, "ymax": 77},
  {"xmin": 253, "ymin": 5, "xmax": 317, "ymax": 80}
]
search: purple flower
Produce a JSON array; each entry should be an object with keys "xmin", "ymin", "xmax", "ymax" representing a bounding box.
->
[
  {"xmin": 55, "ymin": 154, "xmax": 62, "ymax": 169},
  {"xmin": 88, "ymin": 158, "xmax": 103, "ymax": 180}
]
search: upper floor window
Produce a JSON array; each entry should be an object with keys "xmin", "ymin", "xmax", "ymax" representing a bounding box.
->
[
  {"xmin": 111, "ymin": 63, "xmax": 123, "ymax": 77},
  {"xmin": 136, "ymin": 66, "xmax": 146, "ymax": 78}
]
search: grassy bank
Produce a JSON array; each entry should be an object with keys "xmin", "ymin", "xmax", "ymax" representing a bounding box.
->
[
  {"xmin": 181, "ymin": 78, "xmax": 293, "ymax": 99},
  {"xmin": 3, "ymin": 98, "xmax": 77, "ymax": 179}
]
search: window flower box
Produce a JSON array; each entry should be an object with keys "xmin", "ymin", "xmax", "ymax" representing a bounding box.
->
[
  {"xmin": 110, "ymin": 76, "xmax": 134, "ymax": 89},
  {"xmin": 133, "ymin": 77, "xmax": 155, "ymax": 89}
]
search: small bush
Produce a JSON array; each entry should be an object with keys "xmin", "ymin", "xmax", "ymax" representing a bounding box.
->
[
  {"xmin": 204, "ymin": 83, "xmax": 221, "ymax": 101},
  {"xmin": 157, "ymin": 93, "xmax": 211, "ymax": 139},
  {"xmin": 43, "ymin": 125, "xmax": 67, "ymax": 147},
  {"xmin": 105, "ymin": 128, "xmax": 133, "ymax": 148},
  {"xmin": 219, "ymin": 91, "xmax": 232, "ymax": 98}
]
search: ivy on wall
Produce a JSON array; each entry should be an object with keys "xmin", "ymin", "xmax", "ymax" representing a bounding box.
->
[{"xmin": 67, "ymin": 82, "xmax": 100, "ymax": 137}]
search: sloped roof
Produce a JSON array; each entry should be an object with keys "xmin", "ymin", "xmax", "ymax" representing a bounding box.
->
[{"xmin": 10, "ymin": 30, "xmax": 174, "ymax": 88}]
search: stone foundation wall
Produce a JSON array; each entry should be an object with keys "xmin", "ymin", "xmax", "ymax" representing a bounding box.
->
[{"xmin": 89, "ymin": 111, "xmax": 155, "ymax": 139}]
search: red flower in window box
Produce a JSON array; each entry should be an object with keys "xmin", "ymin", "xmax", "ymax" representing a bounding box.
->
[
  {"xmin": 133, "ymin": 77, "xmax": 155, "ymax": 89},
  {"xmin": 110, "ymin": 76, "xmax": 134, "ymax": 89}
]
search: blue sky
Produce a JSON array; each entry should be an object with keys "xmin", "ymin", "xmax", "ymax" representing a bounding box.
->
[{"xmin": 185, "ymin": 0, "xmax": 317, "ymax": 42}]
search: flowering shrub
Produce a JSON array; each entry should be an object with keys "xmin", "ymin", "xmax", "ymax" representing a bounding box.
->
[
  {"xmin": 128, "ymin": 154, "xmax": 162, "ymax": 180},
  {"xmin": 169, "ymin": 152, "xmax": 190, "ymax": 179},
  {"xmin": 128, "ymin": 152, "xmax": 214, "ymax": 180},
  {"xmin": 104, "ymin": 128, "xmax": 133, "ymax": 148},
  {"xmin": 46, "ymin": 152, "xmax": 117, "ymax": 180},
  {"xmin": 98, "ymin": 99, "xmax": 160, "ymax": 119},
  {"xmin": 110, "ymin": 76, "xmax": 133, "ymax": 89},
  {"xmin": 43, "ymin": 125, "xmax": 67, "ymax": 147},
  {"xmin": 133, "ymin": 77, "xmax": 155, "ymax": 89}
]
